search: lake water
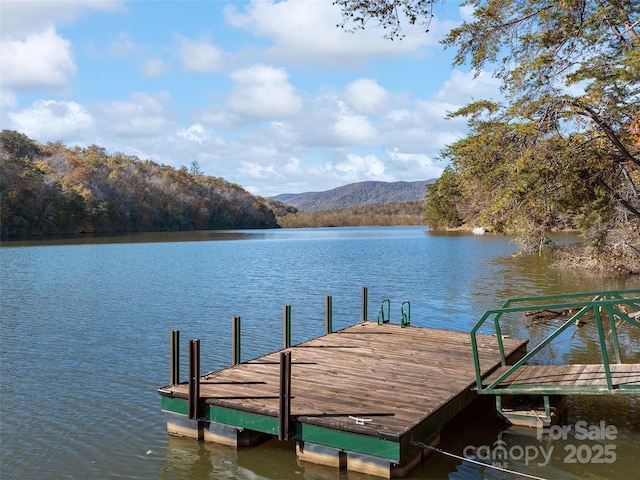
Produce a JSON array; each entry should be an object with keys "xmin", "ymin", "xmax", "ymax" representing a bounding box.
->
[{"xmin": 1, "ymin": 226, "xmax": 638, "ymax": 479}]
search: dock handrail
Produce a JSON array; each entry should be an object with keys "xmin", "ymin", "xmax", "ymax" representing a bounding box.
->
[
  {"xmin": 377, "ymin": 299, "xmax": 412, "ymax": 327},
  {"xmin": 470, "ymin": 289, "xmax": 640, "ymax": 394},
  {"xmin": 377, "ymin": 299, "xmax": 391, "ymax": 325},
  {"xmin": 401, "ymin": 301, "xmax": 411, "ymax": 328}
]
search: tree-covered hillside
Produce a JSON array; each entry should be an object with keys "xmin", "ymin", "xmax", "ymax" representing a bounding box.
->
[
  {"xmin": 0, "ymin": 130, "xmax": 281, "ymax": 239},
  {"xmin": 272, "ymin": 180, "xmax": 432, "ymax": 211},
  {"xmin": 277, "ymin": 201, "xmax": 424, "ymax": 228}
]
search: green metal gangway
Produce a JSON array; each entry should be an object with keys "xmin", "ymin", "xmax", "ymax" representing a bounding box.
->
[{"xmin": 470, "ymin": 289, "xmax": 640, "ymax": 423}]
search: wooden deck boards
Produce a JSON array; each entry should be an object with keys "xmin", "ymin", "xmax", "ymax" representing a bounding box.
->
[
  {"xmin": 166, "ymin": 322, "xmax": 527, "ymax": 438},
  {"xmin": 484, "ymin": 363, "xmax": 640, "ymax": 389}
]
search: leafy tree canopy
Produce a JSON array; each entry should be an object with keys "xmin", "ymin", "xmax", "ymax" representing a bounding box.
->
[{"xmin": 339, "ymin": 0, "xmax": 639, "ymax": 269}]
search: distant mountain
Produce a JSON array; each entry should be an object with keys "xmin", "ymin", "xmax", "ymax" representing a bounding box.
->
[{"xmin": 272, "ymin": 180, "xmax": 435, "ymax": 212}]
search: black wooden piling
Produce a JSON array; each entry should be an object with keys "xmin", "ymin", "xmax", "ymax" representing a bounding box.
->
[
  {"xmin": 284, "ymin": 305, "xmax": 292, "ymax": 349},
  {"xmin": 170, "ymin": 330, "xmax": 180, "ymax": 385},
  {"xmin": 188, "ymin": 339, "xmax": 200, "ymax": 420},
  {"xmin": 232, "ymin": 316, "xmax": 241, "ymax": 366},
  {"xmin": 279, "ymin": 350, "xmax": 292, "ymax": 441},
  {"xmin": 362, "ymin": 286, "xmax": 368, "ymax": 322},
  {"xmin": 326, "ymin": 295, "xmax": 333, "ymax": 334}
]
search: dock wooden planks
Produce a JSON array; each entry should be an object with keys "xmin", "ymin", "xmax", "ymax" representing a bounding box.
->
[
  {"xmin": 164, "ymin": 321, "xmax": 527, "ymax": 439},
  {"xmin": 483, "ymin": 363, "xmax": 640, "ymax": 393}
]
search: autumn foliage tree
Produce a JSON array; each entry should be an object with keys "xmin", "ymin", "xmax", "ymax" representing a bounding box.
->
[{"xmin": 0, "ymin": 131, "xmax": 280, "ymax": 239}]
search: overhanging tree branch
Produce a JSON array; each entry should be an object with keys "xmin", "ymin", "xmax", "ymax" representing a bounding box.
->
[
  {"xmin": 570, "ymin": 99, "xmax": 640, "ymax": 170},
  {"xmin": 596, "ymin": 177, "xmax": 640, "ymax": 219}
]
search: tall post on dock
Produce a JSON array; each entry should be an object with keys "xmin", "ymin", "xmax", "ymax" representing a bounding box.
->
[
  {"xmin": 362, "ymin": 286, "xmax": 368, "ymax": 323},
  {"xmin": 279, "ymin": 350, "xmax": 292, "ymax": 441},
  {"xmin": 284, "ymin": 304, "xmax": 292, "ymax": 348},
  {"xmin": 170, "ymin": 330, "xmax": 180, "ymax": 385},
  {"xmin": 326, "ymin": 295, "xmax": 333, "ymax": 334},
  {"xmin": 232, "ymin": 316, "xmax": 241, "ymax": 366},
  {"xmin": 188, "ymin": 339, "xmax": 201, "ymax": 420}
]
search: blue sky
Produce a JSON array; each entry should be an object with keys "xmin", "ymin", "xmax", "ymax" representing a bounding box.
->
[{"xmin": 0, "ymin": 0, "xmax": 500, "ymax": 197}]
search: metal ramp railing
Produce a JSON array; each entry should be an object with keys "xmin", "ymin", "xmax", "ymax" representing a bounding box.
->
[{"xmin": 470, "ymin": 289, "xmax": 640, "ymax": 396}]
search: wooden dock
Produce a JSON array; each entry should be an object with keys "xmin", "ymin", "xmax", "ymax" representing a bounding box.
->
[{"xmin": 159, "ymin": 321, "xmax": 527, "ymax": 477}]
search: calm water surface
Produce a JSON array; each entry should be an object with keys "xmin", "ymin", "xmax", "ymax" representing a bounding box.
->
[{"xmin": 1, "ymin": 227, "xmax": 638, "ymax": 479}]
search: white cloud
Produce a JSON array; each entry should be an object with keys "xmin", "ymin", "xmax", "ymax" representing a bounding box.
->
[
  {"xmin": 459, "ymin": 4, "xmax": 476, "ymax": 22},
  {"xmin": 0, "ymin": 27, "xmax": 76, "ymax": 92},
  {"xmin": 106, "ymin": 32, "xmax": 136, "ymax": 57},
  {"xmin": 223, "ymin": 0, "xmax": 442, "ymax": 67},
  {"xmin": 0, "ymin": 0, "xmax": 125, "ymax": 37},
  {"xmin": 387, "ymin": 149, "xmax": 444, "ymax": 179},
  {"xmin": 370, "ymin": 71, "xmax": 483, "ymax": 156},
  {"xmin": 183, "ymin": 64, "xmax": 480, "ymax": 197},
  {"xmin": 1, "ymin": 90, "xmax": 18, "ymax": 110},
  {"xmin": 177, "ymin": 124, "xmax": 207, "ymax": 143},
  {"xmin": 284, "ymin": 157, "xmax": 301, "ymax": 174},
  {"xmin": 226, "ymin": 64, "xmax": 302, "ymax": 119},
  {"xmin": 247, "ymin": 144, "xmax": 279, "ymax": 159},
  {"xmin": 435, "ymin": 69, "xmax": 501, "ymax": 104},
  {"xmin": 97, "ymin": 92, "xmax": 172, "ymax": 137},
  {"xmin": 9, "ymin": 99, "xmax": 94, "ymax": 141},
  {"xmin": 328, "ymin": 153, "xmax": 387, "ymax": 180},
  {"xmin": 333, "ymin": 108, "xmax": 378, "ymax": 144},
  {"xmin": 344, "ymin": 78, "xmax": 388, "ymax": 115},
  {"xmin": 141, "ymin": 58, "xmax": 168, "ymax": 77},
  {"xmin": 195, "ymin": 107, "xmax": 244, "ymax": 130},
  {"xmin": 175, "ymin": 35, "xmax": 223, "ymax": 73},
  {"xmin": 239, "ymin": 161, "xmax": 281, "ymax": 179}
]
